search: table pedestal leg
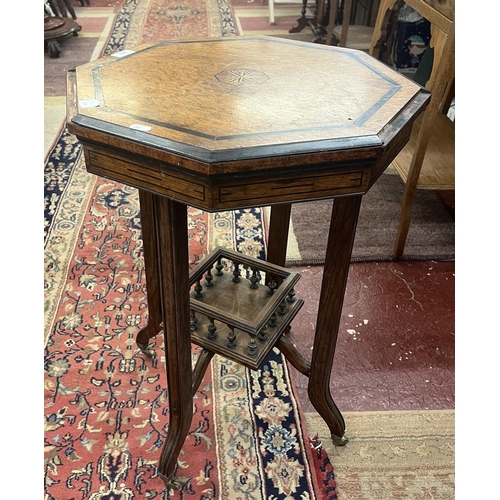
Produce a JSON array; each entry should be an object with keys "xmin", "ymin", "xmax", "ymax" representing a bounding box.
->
[
  {"xmin": 153, "ymin": 196, "xmax": 193, "ymax": 488},
  {"xmin": 308, "ymin": 195, "xmax": 362, "ymax": 445},
  {"xmin": 268, "ymin": 197, "xmax": 361, "ymax": 446},
  {"xmin": 266, "ymin": 203, "xmax": 292, "ymax": 273},
  {"xmin": 140, "ymin": 193, "xmax": 360, "ymax": 487},
  {"xmin": 136, "ymin": 190, "xmax": 162, "ymax": 358},
  {"xmin": 289, "ymin": 0, "xmax": 310, "ymax": 33}
]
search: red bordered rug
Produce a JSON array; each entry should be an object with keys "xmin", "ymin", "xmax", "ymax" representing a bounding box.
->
[
  {"xmin": 44, "ymin": 1, "xmax": 338, "ymax": 498},
  {"xmin": 44, "ymin": 150, "xmax": 337, "ymax": 500}
]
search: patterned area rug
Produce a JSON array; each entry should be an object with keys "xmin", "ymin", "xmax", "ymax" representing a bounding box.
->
[{"xmin": 44, "ymin": 1, "xmax": 338, "ymax": 498}]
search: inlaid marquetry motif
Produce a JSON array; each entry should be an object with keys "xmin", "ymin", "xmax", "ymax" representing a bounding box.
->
[{"xmin": 214, "ymin": 69, "xmax": 269, "ymax": 86}]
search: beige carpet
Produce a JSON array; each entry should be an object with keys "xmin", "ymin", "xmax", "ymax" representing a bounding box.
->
[{"xmin": 304, "ymin": 410, "xmax": 455, "ymax": 499}]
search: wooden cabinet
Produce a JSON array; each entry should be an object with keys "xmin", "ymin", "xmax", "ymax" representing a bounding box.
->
[{"xmin": 369, "ymin": 0, "xmax": 455, "ymax": 257}]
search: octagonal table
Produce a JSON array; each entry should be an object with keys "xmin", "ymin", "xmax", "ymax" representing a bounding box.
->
[{"xmin": 67, "ymin": 35, "xmax": 429, "ymax": 489}]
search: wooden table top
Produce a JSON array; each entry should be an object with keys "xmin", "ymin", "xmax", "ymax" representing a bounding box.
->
[
  {"xmin": 68, "ymin": 36, "xmax": 428, "ymax": 163},
  {"xmin": 67, "ymin": 36, "xmax": 429, "ymax": 210}
]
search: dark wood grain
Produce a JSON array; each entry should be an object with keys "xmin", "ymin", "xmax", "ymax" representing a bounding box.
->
[
  {"xmin": 135, "ymin": 189, "xmax": 162, "ymax": 357},
  {"xmin": 266, "ymin": 204, "xmax": 292, "ymax": 270},
  {"xmin": 308, "ymin": 194, "xmax": 363, "ymax": 444},
  {"xmin": 155, "ymin": 197, "xmax": 192, "ymax": 486}
]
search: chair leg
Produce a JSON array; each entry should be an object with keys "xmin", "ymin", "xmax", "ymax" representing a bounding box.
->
[
  {"xmin": 394, "ymin": 27, "xmax": 455, "ymax": 258},
  {"xmin": 394, "ymin": 166, "xmax": 421, "ymax": 258},
  {"xmin": 326, "ymin": 0, "xmax": 340, "ymax": 45},
  {"xmin": 339, "ymin": 0, "xmax": 352, "ymax": 47},
  {"xmin": 269, "ymin": 0, "xmax": 275, "ymax": 25}
]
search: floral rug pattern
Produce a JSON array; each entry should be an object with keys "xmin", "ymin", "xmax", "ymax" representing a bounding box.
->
[
  {"xmin": 43, "ymin": 153, "xmax": 336, "ymax": 498},
  {"xmin": 44, "ymin": 0, "xmax": 338, "ymax": 498}
]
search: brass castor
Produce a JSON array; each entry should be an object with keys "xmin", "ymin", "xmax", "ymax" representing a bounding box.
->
[
  {"xmin": 159, "ymin": 472, "xmax": 190, "ymax": 491},
  {"xmin": 137, "ymin": 342, "xmax": 156, "ymax": 359},
  {"xmin": 331, "ymin": 432, "xmax": 349, "ymax": 446}
]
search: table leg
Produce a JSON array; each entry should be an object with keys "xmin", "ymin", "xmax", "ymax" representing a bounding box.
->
[
  {"xmin": 308, "ymin": 195, "xmax": 362, "ymax": 445},
  {"xmin": 153, "ymin": 196, "xmax": 193, "ymax": 489},
  {"xmin": 136, "ymin": 189, "xmax": 162, "ymax": 358},
  {"xmin": 266, "ymin": 203, "xmax": 291, "ymax": 269},
  {"xmin": 266, "ymin": 204, "xmax": 293, "ymax": 336}
]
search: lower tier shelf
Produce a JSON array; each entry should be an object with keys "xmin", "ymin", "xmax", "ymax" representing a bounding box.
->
[
  {"xmin": 191, "ymin": 298, "xmax": 304, "ymax": 370},
  {"xmin": 188, "ymin": 247, "xmax": 304, "ymax": 369}
]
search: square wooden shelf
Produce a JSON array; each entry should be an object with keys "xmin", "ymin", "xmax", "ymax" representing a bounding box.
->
[{"xmin": 188, "ymin": 247, "xmax": 304, "ymax": 369}]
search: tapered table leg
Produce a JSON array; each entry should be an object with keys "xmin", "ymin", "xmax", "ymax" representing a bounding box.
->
[
  {"xmin": 266, "ymin": 205, "xmax": 292, "ymax": 333},
  {"xmin": 308, "ymin": 195, "xmax": 362, "ymax": 445},
  {"xmin": 153, "ymin": 196, "xmax": 193, "ymax": 489},
  {"xmin": 267, "ymin": 197, "xmax": 361, "ymax": 445},
  {"xmin": 266, "ymin": 203, "xmax": 291, "ymax": 268},
  {"xmin": 136, "ymin": 189, "xmax": 163, "ymax": 358}
]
